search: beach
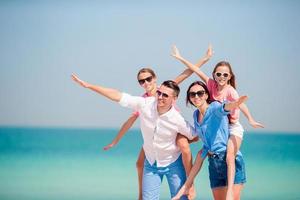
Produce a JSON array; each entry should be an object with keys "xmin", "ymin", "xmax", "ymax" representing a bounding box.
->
[{"xmin": 0, "ymin": 127, "xmax": 299, "ymax": 200}]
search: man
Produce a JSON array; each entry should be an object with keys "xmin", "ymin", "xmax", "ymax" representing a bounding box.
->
[{"xmin": 71, "ymin": 74, "xmax": 196, "ymax": 200}]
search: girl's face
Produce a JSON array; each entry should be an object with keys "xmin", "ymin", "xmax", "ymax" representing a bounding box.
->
[
  {"xmin": 188, "ymin": 84, "xmax": 208, "ymax": 108},
  {"xmin": 213, "ymin": 65, "xmax": 231, "ymax": 87},
  {"xmin": 138, "ymin": 72, "xmax": 157, "ymax": 93}
]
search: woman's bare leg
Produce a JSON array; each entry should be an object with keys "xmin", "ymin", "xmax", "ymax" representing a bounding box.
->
[{"xmin": 212, "ymin": 187, "xmax": 227, "ymax": 200}]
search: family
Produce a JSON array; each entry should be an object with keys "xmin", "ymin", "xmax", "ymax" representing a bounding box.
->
[{"xmin": 71, "ymin": 45, "xmax": 263, "ymax": 200}]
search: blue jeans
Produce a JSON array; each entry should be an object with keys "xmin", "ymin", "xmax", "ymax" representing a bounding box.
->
[
  {"xmin": 208, "ymin": 151, "xmax": 246, "ymax": 188},
  {"xmin": 142, "ymin": 155, "xmax": 188, "ymax": 200}
]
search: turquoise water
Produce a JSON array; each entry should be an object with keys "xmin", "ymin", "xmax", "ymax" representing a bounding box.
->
[{"xmin": 0, "ymin": 127, "xmax": 299, "ymax": 200}]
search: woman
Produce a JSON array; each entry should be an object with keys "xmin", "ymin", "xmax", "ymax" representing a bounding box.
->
[
  {"xmin": 172, "ymin": 81, "xmax": 247, "ymax": 200},
  {"xmin": 172, "ymin": 46, "xmax": 263, "ymax": 200}
]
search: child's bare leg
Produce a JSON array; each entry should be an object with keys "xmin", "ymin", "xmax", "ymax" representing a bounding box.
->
[
  {"xmin": 176, "ymin": 134, "xmax": 195, "ymax": 199},
  {"xmin": 233, "ymin": 184, "xmax": 243, "ymax": 200},
  {"xmin": 136, "ymin": 148, "xmax": 145, "ymax": 200},
  {"xmin": 226, "ymin": 135, "xmax": 242, "ymax": 200}
]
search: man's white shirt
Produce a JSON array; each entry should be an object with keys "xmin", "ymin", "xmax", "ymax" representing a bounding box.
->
[{"xmin": 119, "ymin": 93, "xmax": 195, "ymax": 167}]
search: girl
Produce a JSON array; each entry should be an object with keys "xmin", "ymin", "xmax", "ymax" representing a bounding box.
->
[
  {"xmin": 172, "ymin": 45, "xmax": 263, "ymax": 200},
  {"xmin": 172, "ymin": 81, "xmax": 248, "ymax": 200}
]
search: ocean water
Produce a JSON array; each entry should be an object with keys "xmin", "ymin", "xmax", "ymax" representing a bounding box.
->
[{"xmin": 0, "ymin": 127, "xmax": 299, "ymax": 200}]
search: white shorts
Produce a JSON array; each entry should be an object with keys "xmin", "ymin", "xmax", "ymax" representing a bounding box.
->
[{"xmin": 229, "ymin": 122, "xmax": 244, "ymax": 139}]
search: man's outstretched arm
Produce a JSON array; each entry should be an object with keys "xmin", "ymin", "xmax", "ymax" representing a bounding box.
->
[{"xmin": 71, "ymin": 74, "xmax": 122, "ymax": 102}]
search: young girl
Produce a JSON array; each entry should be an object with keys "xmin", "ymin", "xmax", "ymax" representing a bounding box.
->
[
  {"xmin": 172, "ymin": 45, "xmax": 264, "ymax": 200},
  {"xmin": 172, "ymin": 81, "xmax": 248, "ymax": 200},
  {"xmin": 103, "ymin": 54, "xmax": 210, "ymax": 199}
]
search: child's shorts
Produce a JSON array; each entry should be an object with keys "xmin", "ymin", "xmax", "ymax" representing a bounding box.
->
[{"xmin": 229, "ymin": 121, "xmax": 244, "ymax": 139}]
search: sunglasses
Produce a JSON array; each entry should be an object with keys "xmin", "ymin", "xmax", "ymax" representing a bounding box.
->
[
  {"xmin": 156, "ymin": 90, "xmax": 170, "ymax": 98},
  {"xmin": 189, "ymin": 90, "xmax": 206, "ymax": 98},
  {"xmin": 138, "ymin": 76, "xmax": 153, "ymax": 85},
  {"xmin": 215, "ymin": 72, "xmax": 229, "ymax": 78}
]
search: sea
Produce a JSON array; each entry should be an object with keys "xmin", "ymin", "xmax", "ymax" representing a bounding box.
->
[{"xmin": 0, "ymin": 127, "xmax": 299, "ymax": 200}]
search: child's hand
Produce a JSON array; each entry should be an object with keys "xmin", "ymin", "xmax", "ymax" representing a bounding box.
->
[
  {"xmin": 171, "ymin": 45, "xmax": 183, "ymax": 60},
  {"xmin": 249, "ymin": 119, "xmax": 264, "ymax": 128},
  {"xmin": 205, "ymin": 44, "xmax": 213, "ymax": 60},
  {"xmin": 103, "ymin": 142, "xmax": 116, "ymax": 151}
]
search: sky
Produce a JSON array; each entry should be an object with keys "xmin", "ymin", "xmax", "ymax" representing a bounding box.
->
[{"xmin": 0, "ymin": 0, "xmax": 299, "ymax": 133}]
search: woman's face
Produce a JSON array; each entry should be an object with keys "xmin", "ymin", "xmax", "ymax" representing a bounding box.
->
[
  {"xmin": 213, "ymin": 65, "xmax": 231, "ymax": 87},
  {"xmin": 188, "ymin": 84, "xmax": 208, "ymax": 108},
  {"xmin": 138, "ymin": 72, "xmax": 157, "ymax": 93}
]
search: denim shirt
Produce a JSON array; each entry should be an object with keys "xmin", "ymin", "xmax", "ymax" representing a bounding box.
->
[{"xmin": 193, "ymin": 101, "xmax": 241, "ymax": 158}]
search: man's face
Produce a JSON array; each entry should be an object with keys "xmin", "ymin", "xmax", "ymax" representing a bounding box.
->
[{"xmin": 156, "ymin": 85, "xmax": 177, "ymax": 110}]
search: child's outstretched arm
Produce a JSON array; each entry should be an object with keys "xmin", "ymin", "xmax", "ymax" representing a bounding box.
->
[
  {"xmin": 171, "ymin": 45, "xmax": 212, "ymax": 84},
  {"xmin": 103, "ymin": 114, "xmax": 138, "ymax": 150},
  {"xmin": 195, "ymin": 44, "xmax": 213, "ymax": 68},
  {"xmin": 239, "ymin": 103, "xmax": 264, "ymax": 128},
  {"xmin": 172, "ymin": 44, "xmax": 212, "ymax": 84},
  {"xmin": 173, "ymin": 68, "xmax": 194, "ymax": 85},
  {"xmin": 171, "ymin": 149, "xmax": 205, "ymax": 200}
]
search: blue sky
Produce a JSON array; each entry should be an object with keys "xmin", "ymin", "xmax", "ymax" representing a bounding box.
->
[{"xmin": 0, "ymin": 0, "xmax": 299, "ymax": 132}]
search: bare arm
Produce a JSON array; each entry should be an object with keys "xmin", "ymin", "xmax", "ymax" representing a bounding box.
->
[
  {"xmin": 173, "ymin": 68, "xmax": 194, "ymax": 85},
  {"xmin": 239, "ymin": 103, "xmax": 264, "ymax": 128},
  {"xmin": 71, "ymin": 74, "xmax": 122, "ymax": 102},
  {"xmin": 195, "ymin": 44, "xmax": 213, "ymax": 68},
  {"xmin": 172, "ymin": 45, "xmax": 212, "ymax": 84},
  {"xmin": 171, "ymin": 149, "xmax": 205, "ymax": 200},
  {"xmin": 224, "ymin": 96, "xmax": 248, "ymax": 111},
  {"xmin": 103, "ymin": 114, "xmax": 138, "ymax": 150}
]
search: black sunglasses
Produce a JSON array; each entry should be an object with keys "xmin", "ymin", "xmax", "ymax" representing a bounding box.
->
[
  {"xmin": 189, "ymin": 90, "xmax": 206, "ymax": 98},
  {"xmin": 156, "ymin": 90, "xmax": 170, "ymax": 98},
  {"xmin": 138, "ymin": 76, "xmax": 153, "ymax": 85},
  {"xmin": 215, "ymin": 72, "xmax": 229, "ymax": 78}
]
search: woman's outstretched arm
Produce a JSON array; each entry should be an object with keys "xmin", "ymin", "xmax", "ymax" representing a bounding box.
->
[
  {"xmin": 171, "ymin": 149, "xmax": 205, "ymax": 200},
  {"xmin": 224, "ymin": 96, "xmax": 248, "ymax": 111}
]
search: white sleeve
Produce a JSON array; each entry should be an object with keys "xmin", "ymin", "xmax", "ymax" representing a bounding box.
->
[
  {"xmin": 177, "ymin": 118, "xmax": 195, "ymax": 140},
  {"xmin": 118, "ymin": 93, "xmax": 146, "ymax": 111}
]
